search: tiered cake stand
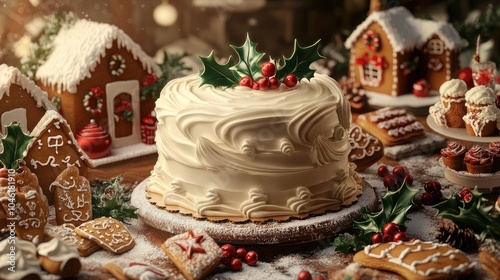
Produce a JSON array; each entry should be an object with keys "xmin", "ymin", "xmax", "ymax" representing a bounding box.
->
[
  {"xmin": 427, "ymin": 115, "xmax": 500, "ymax": 190},
  {"xmin": 131, "ymin": 178, "xmax": 377, "ymax": 245}
]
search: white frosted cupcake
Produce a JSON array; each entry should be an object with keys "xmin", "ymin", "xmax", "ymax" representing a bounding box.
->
[{"xmin": 429, "ymin": 79, "xmax": 467, "ymax": 128}]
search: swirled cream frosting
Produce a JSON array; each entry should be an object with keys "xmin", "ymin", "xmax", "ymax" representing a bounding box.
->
[{"xmin": 146, "ymin": 73, "xmax": 361, "ymax": 221}]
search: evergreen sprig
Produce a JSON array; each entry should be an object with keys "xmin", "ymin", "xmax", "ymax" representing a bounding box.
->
[
  {"xmin": 20, "ymin": 12, "xmax": 77, "ymax": 79},
  {"xmin": 141, "ymin": 51, "xmax": 193, "ymax": 100},
  {"xmin": 90, "ymin": 176, "xmax": 138, "ymax": 223}
]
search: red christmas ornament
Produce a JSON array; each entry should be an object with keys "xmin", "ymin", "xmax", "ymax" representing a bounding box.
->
[
  {"xmin": 412, "ymin": 79, "xmax": 430, "ymax": 98},
  {"xmin": 458, "ymin": 67, "xmax": 474, "ymax": 88},
  {"xmin": 141, "ymin": 111, "xmax": 158, "ymax": 145},
  {"xmin": 76, "ymin": 119, "xmax": 112, "ymax": 159}
]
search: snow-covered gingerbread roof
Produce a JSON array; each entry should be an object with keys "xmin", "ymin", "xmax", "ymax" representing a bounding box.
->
[
  {"xmin": 0, "ymin": 64, "xmax": 55, "ymax": 110},
  {"xmin": 345, "ymin": 6, "xmax": 468, "ymax": 52},
  {"xmin": 36, "ymin": 19, "xmax": 162, "ymax": 94}
]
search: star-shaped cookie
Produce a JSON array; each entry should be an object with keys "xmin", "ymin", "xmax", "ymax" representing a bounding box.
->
[{"xmin": 174, "ymin": 230, "xmax": 206, "ymax": 259}]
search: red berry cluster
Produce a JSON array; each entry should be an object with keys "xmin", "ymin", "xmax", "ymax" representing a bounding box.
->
[
  {"xmin": 371, "ymin": 222, "xmax": 410, "ymax": 244},
  {"xmin": 297, "ymin": 270, "xmax": 325, "ymax": 280},
  {"xmin": 220, "ymin": 244, "xmax": 258, "ymax": 272},
  {"xmin": 420, "ymin": 181, "xmax": 442, "ymax": 205},
  {"xmin": 377, "ymin": 165, "xmax": 413, "ymax": 192},
  {"xmin": 460, "ymin": 188, "xmax": 473, "ymax": 203},
  {"xmin": 239, "ymin": 62, "xmax": 298, "ymax": 90}
]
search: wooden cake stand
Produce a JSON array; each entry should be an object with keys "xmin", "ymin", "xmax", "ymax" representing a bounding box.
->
[{"xmin": 131, "ymin": 178, "xmax": 377, "ymax": 245}]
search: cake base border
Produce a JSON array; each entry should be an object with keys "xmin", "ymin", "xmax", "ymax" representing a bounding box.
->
[{"xmin": 131, "ymin": 178, "xmax": 377, "ymax": 245}]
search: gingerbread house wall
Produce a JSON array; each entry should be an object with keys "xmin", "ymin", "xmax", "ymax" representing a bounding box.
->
[
  {"xmin": 37, "ymin": 41, "xmax": 156, "ymax": 145},
  {"xmin": 0, "ymin": 84, "xmax": 49, "ymax": 134},
  {"xmin": 24, "ymin": 120, "xmax": 89, "ymax": 205},
  {"xmin": 349, "ymin": 22, "xmax": 410, "ymax": 96},
  {"xmin": 421, "ymin": 34, "xmax": 461, "ymax": 91}
]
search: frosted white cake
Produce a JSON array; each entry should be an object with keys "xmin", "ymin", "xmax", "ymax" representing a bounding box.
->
[{"xmin": 146, "ymin": 73, "xmax": 361, "ymax": 222}]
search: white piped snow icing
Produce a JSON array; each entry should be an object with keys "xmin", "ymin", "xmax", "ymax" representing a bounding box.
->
[
  {"xmin": 0, "ymin": 64, "xmax": 55, "ymax": 110},
  {"xmin": 345, "ymin": 6, "xmax": 468, "ymax": 52},
  {"xmin": 35, "ymin": 19, "xmax": 162, "ymax": 94}
]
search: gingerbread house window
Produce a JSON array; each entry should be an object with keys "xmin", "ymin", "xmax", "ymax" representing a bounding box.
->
[
  {"xmin": 359, "ymin": 62, "xmax": 382, "ymax": 87},
  {"xmin": 427, "ymin": 39, "xmax": 444, "ymax": 55}
]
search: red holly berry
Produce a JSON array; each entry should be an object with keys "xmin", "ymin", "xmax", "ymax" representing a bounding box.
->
[
  {"xmin": 261, "ymin": 62, "xmax": 276, "ymax": 78},
  {"xmin": 222, "ymin": 250, "xmax": 233, "ymax": 266},
  {"xmin": 383, "ymin": 175, "xmax": 399, "ymax": 191},
  {"xmin": 284, "ymin": 74, "xmax": 298, "ymax": 87},
  {"xmin": 463, "ymin": 192, "xmax": 473, "ymax": 203},
  {"xmin": 458, "ymin": 67, "xmax": 474, "ymax": 88},
  {"xmin": 392, "ymin": 165, "xmax": 408, "ymax": 179},
  {"xmin": 297, "ymin": 270, "xmax": 313, "ymax": 280},
  {"xmin": 269, "ymin": 77, "xmax": 280, "ymax": 89},
  {"xmin": 245, "ymin": 251, "xmax": 258, "ymax": 266},
  {"xmin": 252, "ymin": 83, "xmax": 260, "ymax": 90},
  {"xmin": 235, "ymin": 248, "xmax": 247, "ymax": 259},
  {"xmin": 410, "ymin": 237, "xmax": 419, "ymax": 242},
  {"xmin": 421, "ymin": 192, "xmax": 434, "ymax": 205},
  {"xmin": 221, "ymin": 244, "xmax": 236, "ymax": 257},
  {"xmin": 460, "ymin": 188, "xmax": 471, "ymax": 199},
  {"xmin": 393, "ymin": 231, "xmax": 408, "ymax": 242},
  {"xmin": 424, "ymin": 181, "xmax": 441, "ymax": 193},
  {"xmin": 382, "ymin": 234, "xmax": 392, "ymax": 243},
  {"xmin": 313, "ymin": 275, "xmax": 326, "ymax": 280},
  {"xmin": 403, "ymin": 174, "xmax": 413, "ymax": 186},
  {"xmin": 257, "ymin": 77, "xmax": 270, "ymax": 90},
  {"xmin": 377, "ymin": 165, "xmax": 389, "ymax": 177},
  {"xmin": 431, "ymin": 189, "xmax": 443, "ymax": 201},
  {"xmin": 383, "ymin": 222, "xmax": 398, "ymax": 236},
  {"xmin": 230, "ymin": 258, "xmax": 243, "ymax": 271},
  {"xmin": 239, "ymin": 76, "xmax": 253, "ymax": 88},
  {"xmin": 371, "ymin": 232, "xmax": 383, "ymax": 244}
]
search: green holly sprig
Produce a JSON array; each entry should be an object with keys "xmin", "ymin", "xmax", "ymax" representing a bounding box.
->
[
  {"xmin": 0, "ymin": 123, "xmax": 34, "ymax": 170},
  {"xmin": 433, "ymin": 187, "xmax": 500, "ymax": 242},
  {"xmin": 90, "ymin": 176, "xmax": 137, "ymax": 223},
  {"xmin": 198, "ymin": 34, "xmax": 323, "ymax": 88},
  {"xmin": 332, "ymin": 182, "xmax": 420, "ymax": 253}
]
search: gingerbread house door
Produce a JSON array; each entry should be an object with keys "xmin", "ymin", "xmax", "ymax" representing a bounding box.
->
[{"xmin": 105, "ymin": 80, "xmax": 141, "ymax": 148}]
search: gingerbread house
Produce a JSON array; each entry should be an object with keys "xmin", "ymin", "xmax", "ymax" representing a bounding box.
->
[
  {"xmin": 344, "ymin": 6, "xmax": 467, "ymax": 96},
  {"xmin": 0, "ymin": 64, "xmax": 56, "ymax": 136},
  {"xmin": 24, "ymin": 110, "xmax": 93, "ymax": 205},
  {"xmin": 35, "ymin": 19, "xmax": 162, "ymax": 148}
]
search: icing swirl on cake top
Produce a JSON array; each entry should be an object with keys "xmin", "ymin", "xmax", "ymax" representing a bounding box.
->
[{"xmin": 439, "ymin": 79, "xmax": 467, "ymax": 98}]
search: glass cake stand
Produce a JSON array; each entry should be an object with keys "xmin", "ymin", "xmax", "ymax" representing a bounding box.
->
[{"xmin": 427, "ymin": 115, "xmax": 500, "ymax": 190}]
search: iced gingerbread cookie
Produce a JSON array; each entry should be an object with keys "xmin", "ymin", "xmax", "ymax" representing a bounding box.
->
[
  {"xmin": 356, "ymin": 107, "xmax": 425, "ymax": 146},
  {"xmin": 348, "ymin": 124, "xmax": 384, "ymax": 171},
  {"xmin": 353, "ymin": 240, "xmax": 475, "ymax": 280},
  {"xmin": 45, "ymin": 223, "xmax": 101, "ymax": 257},
  {"xmin": 37, "ymin": 238, "xmax": 81, "ymax": 277},
  {"xmin": 50, "ymin": 166, "xmax": 92, "ymax": 226},
  {"xmin": 478, "ymin": 238, "xmax": 500, "ymax": 279},
  {"xmin": 75, "ymin": 217, "xmax": 135, "ymax": 254},
  {"xmin": 161, "ymin": 230, "xmax": 222, "ymax": 280},
  {"xmin": 104, "ymin": 259, "xmax": 169, "ymax": 280},
  {"xmin": 0, "ymin": 237, "xmax": 42, "ymax": 280}
]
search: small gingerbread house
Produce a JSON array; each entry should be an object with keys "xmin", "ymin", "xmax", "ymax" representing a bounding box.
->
[
  {"xmin": 24, "ymin": 110, "xmax": 93, "ymax": 205},
  {"xmin": 35, "ymin": 19, "xmax": 162, "ymax": 148},
  {"xmin": 344, "ymin": 6, "xmax": 467, "ymax": 96},
  {"xmin": 0, "ymin": 64, "xmax": 56, "ymax": 136}
]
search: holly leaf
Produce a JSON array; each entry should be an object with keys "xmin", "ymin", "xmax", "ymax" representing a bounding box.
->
[
  {"xmin": 230, "ymin": 34, "xmax": 265, "ymax": 80},
  {"xmin": 0, "ymin": 123, "xmax": 34, "ymax": 169},
  {"xmin": 354, "ymin": 182, "xmax": 420, "ymax": 235},
  {"xmin": 198, "ymin": 51, "xmax": 240, "ymax": 88},
  {"xmin": 275, "ymin": 39, "xmax": 324, "ymax": 81},
  {"xmin": 433, "ymin": 187, "xmax": 500, "ymax": 241},
  {"xmin": 332, "ymin": 232, "xmax": 371, "ymax": 254}
]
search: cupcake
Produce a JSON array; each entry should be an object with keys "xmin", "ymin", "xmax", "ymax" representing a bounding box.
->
[
  {"xmin": 464, "ymin": 145, "xmax": 493, "ymax": 174},
  {"xmin": 429, "ymin": 79, "xmax": 467, "ymax": 128},
  {"xmin": 463, "ymin": 86, "xmax": 500, "ymax": 137},
  {"xmin": 488, "ymin": 141, "xmax": 500, "ymax": 172},
  {"xmin": 440, "ymin": 141, "xmax": 467, "ymax": 171}
]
